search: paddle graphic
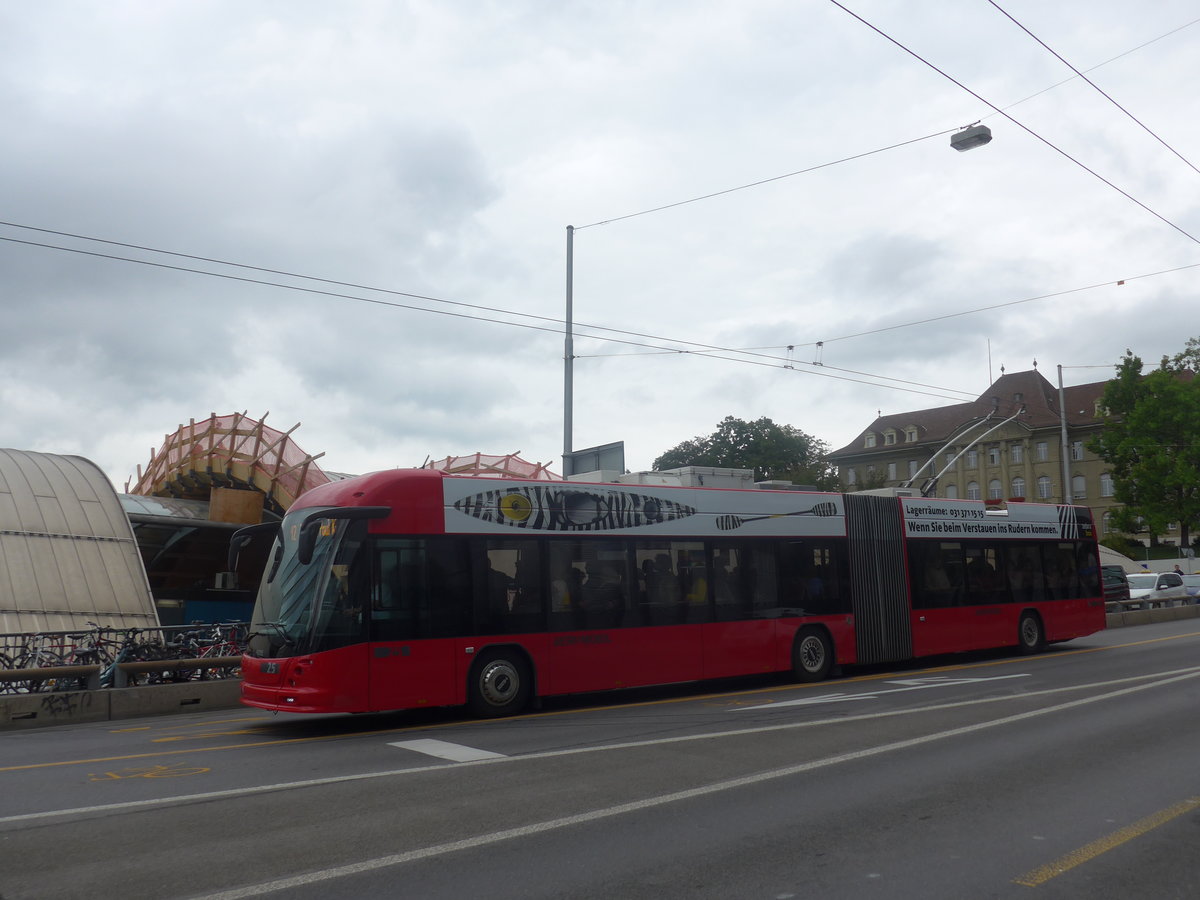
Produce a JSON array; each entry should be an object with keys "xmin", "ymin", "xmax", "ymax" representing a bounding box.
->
[{"xmin": 715, "ymin": 501, "xmax": 839, "ymax": 531}]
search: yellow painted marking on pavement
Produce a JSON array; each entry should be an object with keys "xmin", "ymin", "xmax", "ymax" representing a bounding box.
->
[
  {"xmin": 0, "ymin": 731, "xmax": 397, "ymax": 772},
  {"xmin": 152, "ymin": 730, "xmax": 266, "ymax": 742},
  {"xmin": 1014, "ymin": 796, "xmax": 1200, "ymax": 887},
  {"xmin": 88, "ymin": 763, "xmax": 211, "ymax": 781},
  {"xmin": 150, "ymin": 715, "xmax": 271, "ymax": 732}
]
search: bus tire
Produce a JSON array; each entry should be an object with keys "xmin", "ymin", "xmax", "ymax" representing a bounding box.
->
[
  {"xmin": 792, "ymin": 627, "xmax": 833, "ymax": 682},
  {"xmin": 468, "ymin": 650, "xmax": 532, "ymax": 718},
  {"xmin": 1018, "ymin": 612, "xmax": 1046, "ymax": 655}
]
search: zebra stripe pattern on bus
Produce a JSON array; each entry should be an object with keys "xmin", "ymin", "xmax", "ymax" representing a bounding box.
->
[{"xmin": 453, "ymin": 486, "xmax": 698, "ymax": 532}]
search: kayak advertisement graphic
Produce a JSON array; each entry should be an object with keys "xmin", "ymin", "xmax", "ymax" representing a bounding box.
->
[{"xmin": 443, "ymin": 480, "xmax": 846, "ymax": 536}]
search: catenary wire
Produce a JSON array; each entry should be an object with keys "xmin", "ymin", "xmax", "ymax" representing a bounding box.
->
[
  {"xmin": 4, "ymin": 2, "xmax": 1197, "ymax": 403},
  {"xmin": 573, "ymin": 129, "xmax": 954, "ymax": 230},
  {"xmin": 984, "ymin": 15, "xmax": 1200, "ymax": 118},
  {"xmin": 829, "ymin": 0, "xmax": 1200, "ymax": 247},
  {"xmin": 986, "ymin": 1, "xmax": 1200, "ymax": 177},
  {"xmin": 7, "ymin": 225, "xmax": 1191, "ymax": 395},
  {"xmin": 3, "ymin": 15, "xmax": 1194, "ymax": 373},
  {"xmin": 0, "ymin": 232, "xmax": 972, "ymax": 403},
  {"xmin": 570, "ymin": 15, "xmax": 1199, "ymax": 233},
  {"xmin": 2, "ymin": 229, "xmax": 1193, "ymax": 398}
]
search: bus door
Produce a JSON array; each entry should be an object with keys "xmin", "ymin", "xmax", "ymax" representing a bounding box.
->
[
  {"xmin": 367, "ymin": 540, "xmax": 463, "ymax": 711},
  {"xmin": 907, "ymin": 541, "xmax": 974, "ymax": 657},
  {"xmin": 705, "ymin": 543, "xmax": 780, "ymax": 678},
  {"xmin": 962, "ymin": 544, "xmax": 1014, "ymax": 649}
]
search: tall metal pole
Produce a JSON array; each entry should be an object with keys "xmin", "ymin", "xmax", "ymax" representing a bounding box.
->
[
  {"xmin": 563, "ymin": 225, "xmax": 575, "ymax": 459},
  {"xmin": 1058, "ymin": 364, "xmax": 1071, "ymax": 505}
]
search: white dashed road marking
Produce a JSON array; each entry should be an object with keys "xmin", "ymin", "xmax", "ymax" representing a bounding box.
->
[
  {"xmin": 737, "ymin": 673, "xmax": 1031, "ymax": 710},
  {"xmin": 387, "ymin": 739, "xmax": 508, "ymax": 762}
]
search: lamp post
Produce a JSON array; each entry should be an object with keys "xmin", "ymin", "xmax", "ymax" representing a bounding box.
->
[
  {"xmin": 562, "ymin": 130, "xmax": 993, "ymax": 470},
  {"xmin": 1058, "ymin": 365, "xmax": 1072, "ymax": 505},
  {"xmin": 563, "ymin": 225, "xmax": 575, "ymax": 459}
]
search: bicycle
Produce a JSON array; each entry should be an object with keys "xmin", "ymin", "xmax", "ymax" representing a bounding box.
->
[{"xmin": 6, "ymin": 634, "xmax": 68, "ymax": 693}]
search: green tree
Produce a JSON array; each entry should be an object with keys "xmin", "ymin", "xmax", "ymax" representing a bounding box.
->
[
  {"xmin": 1168, "ymin": 335, "xmax": 1200, "ymax": 372},
  {"xmin": 1089, "ymin": 348, "xmax": 1200, "ymax": 548},
  {"xmin": 652, "ymin": 416, "xmax": 837, "ymax": 488}
]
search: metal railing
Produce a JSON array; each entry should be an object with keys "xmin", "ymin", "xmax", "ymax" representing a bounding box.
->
[{"xmin": 0, "ymin": 623, "xmax": 246, "ymax": 694}]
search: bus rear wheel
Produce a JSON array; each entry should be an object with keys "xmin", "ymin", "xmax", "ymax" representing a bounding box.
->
[
  {"xmin": 1018, "ymin": 612, "xmax": 1046, "ymax": 655},
  {"xmin": 468, "ymin": 650, "xmax": 532, "ymax": 718},
  {"xmin": 792, "ymin": 627, "xmax": 833, "ymax": 682}
]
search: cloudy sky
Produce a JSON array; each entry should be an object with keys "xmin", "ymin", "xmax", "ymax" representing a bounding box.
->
[{"xmin": 3, "ymin": 1, "xmax": 1198, "ymax": 489}]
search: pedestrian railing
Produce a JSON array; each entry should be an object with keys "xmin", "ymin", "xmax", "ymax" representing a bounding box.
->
[{"xmin": 0, "ymin": 623, "xmax": 246, "ymax": 694}]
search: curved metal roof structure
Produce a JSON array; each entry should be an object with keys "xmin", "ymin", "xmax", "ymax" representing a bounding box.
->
[{"xmin": 0, "ymin": 448, "xmax": 158, "ymax": 633}]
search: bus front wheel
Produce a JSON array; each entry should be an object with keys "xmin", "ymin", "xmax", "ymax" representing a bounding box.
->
[
  {"xmin": 1018, "ymin": 612, "xmax": 1046, "ymax": 655},
  {"xmin": 468, "ymin": 650, "xmax": 532, "ymax": 718},
  {"xmin": 792, "ymin": 627, "xmax": 833, "ymax": 682}
]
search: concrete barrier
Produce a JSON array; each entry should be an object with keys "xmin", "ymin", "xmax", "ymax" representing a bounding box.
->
[
  {"xmin": 1104, "ymin": 603, "xmax": 1200, "ymax": 629},
  {"xmin": 1, "ymin": 679, "xmax": 242, "ymax": 731},
  {"xmin": 108, "ymin": 679, "xmax": 242, "ymax": 720},
  {"xmin": 1, "ymin": 688, "xmax": 111, "ymax": 730}
]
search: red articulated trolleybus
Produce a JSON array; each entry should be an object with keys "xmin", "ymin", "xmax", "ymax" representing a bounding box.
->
[{"xmin": 234, "ymin": 469, "xmax": 1105, "ymax": 717}]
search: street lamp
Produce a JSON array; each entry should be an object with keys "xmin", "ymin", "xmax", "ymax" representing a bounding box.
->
[
  {"xmin": 951, "ymin": 124, "xmax": 992, "ymax": 152},
  {"xmin": 564, "ymin": 127, "xmax": 995, "ymax": 465}
]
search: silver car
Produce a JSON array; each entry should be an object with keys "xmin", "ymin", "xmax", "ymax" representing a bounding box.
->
[
  {"xmin": 1182, "ymin": 573, "xmax": 1200, "ymax": 601},
  {"xmin": 1125, "ymin": 571, "xmax": 1188, "ymax": 608}
]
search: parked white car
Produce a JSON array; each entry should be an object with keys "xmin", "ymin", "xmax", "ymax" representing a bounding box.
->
[
  {"xmin": 1125, "ymin": 572, "xmax": 1188, "ymax": 608},
  {"xmin": 1182, "ymin": 574, "xmax": 1200, "ymax": 601}
]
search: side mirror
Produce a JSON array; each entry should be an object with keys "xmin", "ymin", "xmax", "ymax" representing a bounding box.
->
[{"xmin": 228, "ymin": 522, "xmax": 281, "ymax": 571}]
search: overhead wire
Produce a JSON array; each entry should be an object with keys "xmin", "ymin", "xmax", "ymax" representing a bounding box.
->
[
  {"xmin": 573, "ymin": 129, "xmax": 954, "ymax": 230},
  {"xmin": 571, "ymin": 14, "xmax": 1199, "ymax": 232},
  {"xmin": 828, "ymin": 0, "xmax": 1200, "ymax": 247},
  {"xmin": 0, "ymin": 230, "xmax": 972, "ymax": 403},
  {"xmin": 986, "ymin": 0, "xmax": 1200, "ymax": 177},
  {"xmin": 983, "ymin": 15, "xmax": 1200, "ymax": 118},
  {"xmin": 2, "ymin": 12, "xmax": 1195, "ymax": 406},
  {"xmin": 9, "ymin": 224, "xmax": 1194, "ymax": 403}
]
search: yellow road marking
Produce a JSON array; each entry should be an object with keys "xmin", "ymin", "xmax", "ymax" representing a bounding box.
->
[
  {"xmin": 89, "ymin": 763, "xmax": 211, "ymax": 781},
  {"xmin": 152, "ymin": 730, "xmax": 266, "ymax": 742},
  {"xmin": 1014, "ymin": 796, "xmax": 1200, "ymax": 886}
]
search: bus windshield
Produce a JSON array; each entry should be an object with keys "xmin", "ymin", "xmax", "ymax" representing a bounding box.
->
[{"xmin": 246, "ymin": 506, "xmax": 378, "ymax": 658}]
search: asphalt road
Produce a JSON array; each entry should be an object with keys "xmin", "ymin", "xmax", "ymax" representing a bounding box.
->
[{"xmin": 2, "ymin": 619, "xmax": 1198, "ymax": 900}]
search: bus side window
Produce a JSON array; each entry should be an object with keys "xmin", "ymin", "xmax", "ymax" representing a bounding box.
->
[
  {"xmin": 549, "ymin": 540, "xmax": 629, "ymax": 631},
  {"xmin": 1004, "ymin": 544, "xmax": 1046, "ymax": 603},
  {"xmin": 1077, "ymin": 544, "xmax": 1101, "ymax": 597},
  {"xmin": 710, "ymin": 545, "xmax": 742, "ymax": 620},
  {"xmin": 1045, "ymin": 543, "xmax": 1084, "ymax": 600},
  {"xmin": 965, "ymin": 546, "xmax": 1006, "ymax": 605},
  {"xmin": 481, "ymin": 540, "xmax": 544, "ymax": 634},
  {"xmin": 425, "ymin": 539, "xmax": 472, "ymax": 637},
  {"xmin": 911, "ymin": 543, "xmax": 960, "ymax": 609}
]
